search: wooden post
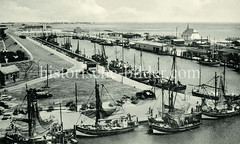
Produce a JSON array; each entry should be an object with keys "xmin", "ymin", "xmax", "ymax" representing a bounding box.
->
[
  {"xmin": 60, "ymin": 103, "xmax": 63, "ymax": 132},
  {"xmin": 46, "ymin": 64, "xmax": 49, "ymax": 88},
  {"xmin": 75, "ymin": 83, "xmax": 78, "ymax": 112},
  {"xmin": 214, "ymin": 72, "xmax": 217, "ymax": 108}
]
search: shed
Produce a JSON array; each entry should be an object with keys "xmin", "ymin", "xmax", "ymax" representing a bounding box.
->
[{"xmin": 0, "ymin": 65, "xmax": 20, "ymax": 86}]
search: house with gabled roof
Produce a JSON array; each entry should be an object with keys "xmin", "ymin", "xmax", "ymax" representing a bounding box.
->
[{"xmin": 181, "ymin": 24, "xmax": 201, "ymax": 40}]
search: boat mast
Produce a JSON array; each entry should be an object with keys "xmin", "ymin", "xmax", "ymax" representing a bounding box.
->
[
  {"xmin": 168, "ymin": 84, "xmax": 174, "ymax": 112},
  {"xmin": 162, "ymin": 87, "xmax": 164, "ymax": 118},
  {"xmin": 115, "ymin": 46, "xmax": 117, "ymax": 60},
  {"xmin": 46, "ymin": 64, "xmax": 49, "ymax": 88},
  {"xmin": 214, "ymin": 72, "xmax": 217, "ymax": 107},
  {"xmin": 27, "ymin": 90, "xmax": 33, "ymax": 137},
  {"xmin": 95, "ymin": 80, "xmax": 100, "ymax": 126},
  {"xmin": 171, "ymin": 50, "xmax": 176, "ymax": 83},
  {"xmin": 140, "ymin": 50, "xmax": 143, "ymax": 72},
  {"xmin": 76, "ymin": 40, "xmax": 80, "ymax": 54},
  {"xmin": 27, "ymin": 89, "xmax": 37, "ymax": 138},
  {"xmin": 134, "ymin": 53, "xmax": 136, "ymax": 70},
  {"xmin": 60, "ymin": 102, "xmax": 63, "ymax": 132},
  {"xmin": 223, "ymin": 62, "xmax": 226, "ymax": 94},
  {"xmin": 199, "ymin": 61, "xmax": 201, "ymax": 86},
  {"xmin": 94, "ymin": 43, "xmax": 96, "ymax": 55},
  {"xmin": 122, "ymin": 38, "xmax": 124, "ymax": 61}
]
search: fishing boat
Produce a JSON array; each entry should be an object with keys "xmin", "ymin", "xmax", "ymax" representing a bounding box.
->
[
  {"xmin": 149, "ymin": 50, "xmax": 187, "ymax": 93},
  {"xmin": 148, "ymin": 83, "xmax": 202, "ymax": 135},
  {"xmin": 199, "ymin": 59, "xmax": 220, "ymax": 67},
  {"xmin": 109, "ymin": 59, "xmax": 132, "ymax": 73},
  {"xmin": 75, "ymin": 40, "xmax": 81, "ymax": 55},
  {"xmin": 92, "ymin": 43, "xmax": 108, "ymax": 66},
  {"xmin": 192, "ymin": 63, "xmax": 240, "ymax": 101},
  {"xmin": 109, "ymin": 46, "xmax": 132, "ymax": 73},
  {"xmin": 199, "ymin": 48, "xmax": 220, "ymax": 67},
  {"xmin": 127, "ymin": 50, "xmax": 151, "ymax": 83},
  {"xmin": 3, "ymin": 89, "xmax": 56, "ymax": 143},
  {"xmin": 201, "ymin": 72, "xmax": 240, "ymax": 120},
  {"xmin": 74, "ymin": 81, "xmax": 138, "ymax": 137},
  {"xmin": 61, "ymin": 37, "xmax": 72, "ymax": 51}
]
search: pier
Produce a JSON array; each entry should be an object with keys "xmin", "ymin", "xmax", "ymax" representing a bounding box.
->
[{"xmin": 31, "ymin": 37, "xmax": 95, "ymax": 63}]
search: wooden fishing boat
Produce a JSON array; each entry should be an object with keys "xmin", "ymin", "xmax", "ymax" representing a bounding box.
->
[
  {"xmin": 109, "ymin": 45, "xmax": 132, "ymax": 73},
  {"xmin": 75, "ymin": 40, "xmax": 81, "ymax": 54},
  {"xmin": 148, "ymin": 84, "xmax": 202, "ymax": 135},
  {"xmin": 109, "ymin": 59, "xmax": 132, "ymax": 73},
  {"xmin": 199, "ymin": 60, "xmax": 220, "ymax": 67},
  {"xmin": 92, "ymin": 44, "xmax": 108, "ymax": 66},
  {"xmin": 192, "ymin": 63, "xmax": 240, "ymax": 101},
  {"xmin": 148, "ymin": 113, "xmax": 202, "ymax": 134},
  {"xmin": 3, "ymin": 89, "xmax": 55, "ymax": 144},
  {"xmin": 149, "ymin": 50, "xmax": 187, "ymax": 93},
  {"xmin": 74, "ymin": 81, "xmax": 138, "ymax": 137},
  {"xmin": 201, "ymin": 72, "xmax": 240, "ymax": 120}
]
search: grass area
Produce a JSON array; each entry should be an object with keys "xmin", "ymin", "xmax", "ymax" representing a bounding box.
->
[
  {"xmin": 13, "ymin": 35, "xmax": 73, "ymax": 71},
  {"xmin": 1, "ymin": 61, "xmax": 39, "ymax": 87},
  {"xmin": 8, "ymin": 73, "xmax": 141, "ymax": 107},
  {"xmin": 4, "ymin": 36, "xmax": 29, "ymax": 56},
  {"xmin": 0, "ymin": 34, "xmax": 74, "ymax": 89}
]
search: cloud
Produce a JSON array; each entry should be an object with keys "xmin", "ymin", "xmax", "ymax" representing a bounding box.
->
[
  {"xmin": 0, "ymin": 0, "xmax": 107, "ymax": 22},
  {"xmin": 0, "ymin": 0, "xmax": 239, "ymax": 22},
  {"xmin": 105, "ymin": 7, "xmax": 149, "ymax": 22}
]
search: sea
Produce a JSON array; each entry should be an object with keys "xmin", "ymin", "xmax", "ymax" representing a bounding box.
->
[{"xmin": 53, "ymin": 23, "xmax": 240, "ymax": 144}]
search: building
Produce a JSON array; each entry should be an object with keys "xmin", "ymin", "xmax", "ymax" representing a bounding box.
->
[
  {"xmin": 171, "ymin": 39, "xmax": 185, "ymax": 46},
  {"xmin": 181, "ymin": 24, "xmax": 201, "ymax": 40},
  {"xmin": 122, "ymin": 33, "xmax": 141, "ymax": 39},
  {"xmin": 22, "ymin": 25, "xmax": 52, "ymax": 32},
  {"xmin": 86, "ymin": 61, "xmax": 97, "ymax": 71},
  {"xmin": 0, "ymin": 25, "xmax": 8, "ymax": 40},
  {"xmin": 0, "ymin": 65, "xmax": 20, "ymax": 86},
  {"xmin": 74, "ymin": 27, "xmax": 82, "ymax": 33},
  {"xmin": 134, "ymin": 41, "xmax": 168, "ymax": 52},
  {"xmin": 108, "ymin": 32, "xmax": 122, "ymax": 37}
]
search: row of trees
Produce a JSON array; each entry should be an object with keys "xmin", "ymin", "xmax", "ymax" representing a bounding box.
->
[{"xmin": 0, "ymin": 50, "xmax": 28, "ymax": 63}]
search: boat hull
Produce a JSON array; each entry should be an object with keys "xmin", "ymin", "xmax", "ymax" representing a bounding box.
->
[
  {"xmin": 202, "ymin": 110, "xmax": 240, "ymax": 120},
  {"xmin": 156, "ymin": 83, "xmax": 187, "ymax": 94},
  {"xmin": 75, "ymin": 125, "xmax": 138, "ymax": 137},
  {"xmin": 192, "ymin": 91, "xmax": 240, "ymax": 101},
  {"xmin": 199, "ymin": 61, "xmax": 220, "ymax": 67},
  {"xmin": 149, "ymin": 123, "xmax": 202, "ymax": 135},
  {"xmin": 192, "ymin": 91, "xmax": 219, "ymax": 100},
  {"xmin": 109, "ymin": 65, "xmax": 131, "ymax": 74}
]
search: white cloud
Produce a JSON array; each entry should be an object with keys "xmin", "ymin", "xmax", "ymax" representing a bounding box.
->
[
  {"xmin": 0, "ymin": 0, "xmax": 107, "ymax": 22},
  {"xmin": 0, "ymin": 0, "xmax": 239, "ymax": 22}
]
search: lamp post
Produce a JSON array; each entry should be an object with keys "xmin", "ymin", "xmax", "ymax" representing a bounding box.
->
[{"xmin": 37, "ymin": 59, "xmax": 41, "ymax": 77}]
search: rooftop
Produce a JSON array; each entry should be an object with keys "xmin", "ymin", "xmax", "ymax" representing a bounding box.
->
[
  {"xmin": 135, "ymin": 41, "xmax": 168, "ymax": 47},
  {"xmin": 24, "ymin": 25, "xmax": 51, "ymax": 29},
  {"xmin": 0, "ymin": 65, "xmax": 19, "ymax": 75},
  {"xmin": 182, "ymin": 24, "xmax": 199, "ymax": 36}
]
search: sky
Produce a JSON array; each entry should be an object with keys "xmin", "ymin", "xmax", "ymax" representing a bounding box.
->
[{"xmin": 0, "ymin": 0, "xmax": 239, "ymax": 23}]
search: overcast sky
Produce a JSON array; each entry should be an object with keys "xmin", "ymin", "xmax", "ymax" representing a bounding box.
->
[{"xmin": 0, "ymin": 0, "xmax": 239, "ymax": 23}]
